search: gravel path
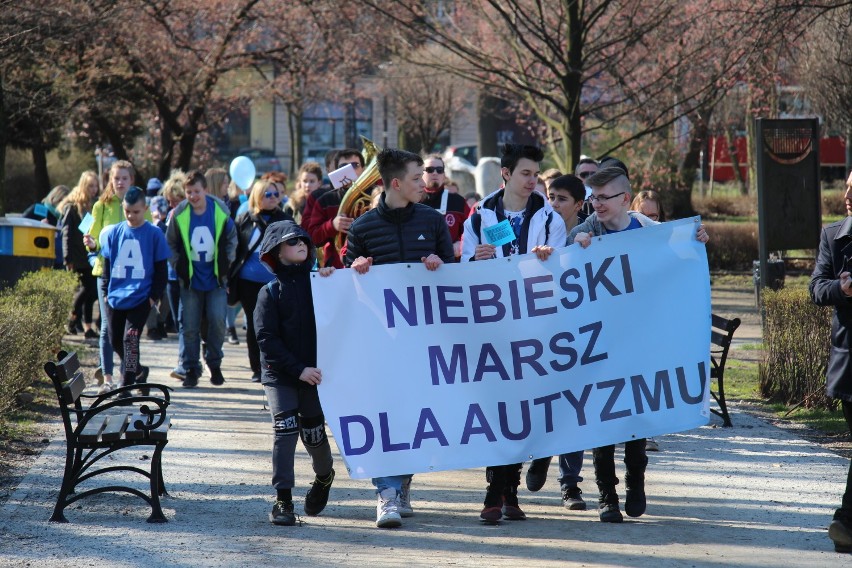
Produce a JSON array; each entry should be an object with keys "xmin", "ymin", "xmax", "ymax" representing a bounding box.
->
[{"xmin": 0, "ymin": 287, "xmax": 848, "ymax": 566}]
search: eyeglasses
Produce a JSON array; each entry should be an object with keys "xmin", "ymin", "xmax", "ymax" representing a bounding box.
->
[
  {"xmin": 283, "ymin": 237, "xmax": 302, "ymax": 246},
  {"xmin": 264, "ymin": 191, "xmax": 280, "ymax": 199},
  {"xmin": 338, "ymin": 161, "xmax": 362, "ymax": 169},
  {"xmin": 424, "ymin": 166, "xmax": 445, "ymax": 174},
  {"xmin": 577, "ymin": 171, "xmax": 594, "ymax": 179},
  {"xmin": 589, "ymin": 191, "xmax": 625, "ymax": 204}
]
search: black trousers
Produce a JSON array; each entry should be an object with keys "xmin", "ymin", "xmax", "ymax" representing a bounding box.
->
[
  {"xmin": 106, "ymin": 299, "xmax": 151, "ymax": 384},
  {"xmin": 839, "ymin": 401, "xmax": 852, "ymax": 520},
  {"xmin": 237, "ymin": 279, "xmax": 266, "ymax": 374},
  {"xmin": 72, "ymin": 269, "xmax": 97, "ymax": 324},
  {"xmin": 593, "ymin": 438, "xmax": 648, "ymax": 491}
]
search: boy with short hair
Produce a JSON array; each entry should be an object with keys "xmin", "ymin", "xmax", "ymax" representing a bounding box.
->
[
  {"xmin": 547, "ymin": 174, "xmax": 587, "ymax": 234},
  {"xmin": 166, "ymin": 170, "xmax": 237, "ymax": 388},
  {"xmin": 461, "ymin": 143, "xmax": 566, "ymax": 523},
  {"xmin": 344, "ymin": 147, "xmax": 455, "ymax": 528},
  {"xmin": 571, "ymin": 165, "xmax": 709, "ymax": 523},
  {"xmin": 254, "ymin": 220, "xmax": 336, "ymax": 526},
  {"xmin": 100, "ymin": 187, "xmax": 170, "ymax": 394}
]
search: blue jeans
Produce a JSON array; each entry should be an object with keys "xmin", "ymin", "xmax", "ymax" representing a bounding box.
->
[
  {"xmin": 557, "ymin": 450, "xmax": 584, "ymax": 489},
  {"xmin": 167, "ymin": 280, "xmax": 186, "ymax": 375},
  {"xmin": 96, "ymin": 277, "xmax": 115, "ymax": 376},
  {"xmin": 179, "ymin": 284, "xmax": 226, "ymax": 371},
  {"xmin": 372, "ymin": 475, "xmax": 412, "ymax": 494},
  {"xmin": 226, "ymin": 304, "xmax": 240, "ymax": 329}
]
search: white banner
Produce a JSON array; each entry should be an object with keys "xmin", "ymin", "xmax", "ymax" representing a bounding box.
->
[{"xmin": 313, "ymin": 217, "xmax": 711, "ymax": 479}]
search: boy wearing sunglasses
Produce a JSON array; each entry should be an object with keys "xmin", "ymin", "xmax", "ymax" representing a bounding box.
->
[
  {"xmin": 420, "ymin": 155, "xmax": 470, "ymax": 259},
  {"xmin": 254, "ymin": 220, "xmax": 336, "ymax": 526},
  {"xmin": 166, "ymin": 169, "xmax": 238, "ymax": 388}
]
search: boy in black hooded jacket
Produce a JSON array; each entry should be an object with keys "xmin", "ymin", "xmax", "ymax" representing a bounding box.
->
[{"xmin": 254, "ymin": 220, "xmax": 336, "ymax": 526}]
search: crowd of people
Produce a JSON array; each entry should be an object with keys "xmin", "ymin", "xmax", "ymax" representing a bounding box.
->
[{"xmin": 41, "ymin": 141, "xmax": 850, "ymax": 554}]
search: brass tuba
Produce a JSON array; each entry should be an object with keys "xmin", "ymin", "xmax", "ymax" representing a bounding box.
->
[{"xmin": 335, "ymin": 136, "xmax": 382, "ymax": 253}]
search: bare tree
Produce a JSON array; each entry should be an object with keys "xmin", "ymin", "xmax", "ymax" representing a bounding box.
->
[{"xmin": 797, "ymin": 4, "xmax": 852, "ymax": 173}]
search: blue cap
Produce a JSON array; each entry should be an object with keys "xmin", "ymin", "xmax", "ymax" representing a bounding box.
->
[{"xmin": 146, "ymin": 178, "xmax": 163, "ymax": 196}]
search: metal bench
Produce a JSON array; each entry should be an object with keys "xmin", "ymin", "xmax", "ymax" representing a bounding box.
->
[
  {"xmin": 710, "ymin": 314, "xmax": 741, "ymax": 427},
  {"xmin": 44, "ymin": 350, "xmax": 172, "ymax": 522}
]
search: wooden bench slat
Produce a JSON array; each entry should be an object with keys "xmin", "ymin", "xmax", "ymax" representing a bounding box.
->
[
  {"xmin": 56, "ymin": 352, "xmax": 81, "ymax": 383},
  {"xmin": 710, "ymin": 330, "xmax": 729, "ymax": 348},
  {"xmin": 78, "ymin": 417, "xmax": 108, "ymax": 443},
  {"xmin": 61, "ymin": 372, "xmax": 87, "ymax": 406},
  {"xmin": 149, "ymin": 418, "xmax": 171, "ymax": 441},
  {"xmin": 100, "ymin": 414, "xmax": 131, "ymax": 442}
]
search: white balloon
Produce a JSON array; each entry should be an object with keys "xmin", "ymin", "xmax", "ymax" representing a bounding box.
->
[{"xmin": 229, "ymin": 156, "xmax": 256, "ymax": 191}]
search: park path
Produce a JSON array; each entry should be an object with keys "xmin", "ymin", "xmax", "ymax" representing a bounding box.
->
[{"xmin": 0, "ymin": 285, "xmax": 848, "ymax": 567}]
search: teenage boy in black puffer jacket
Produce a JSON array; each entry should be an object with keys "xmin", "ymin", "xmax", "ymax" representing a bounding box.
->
[
  {"xmin": 344, "ymin": 148, "xmax": 455, "ymax": 529},
  {"xmin": 254, "ymin": 220, "xmax": 336, "ymax": 526}
]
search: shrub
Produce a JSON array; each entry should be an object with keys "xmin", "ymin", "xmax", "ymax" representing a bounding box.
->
[
  {"xmin": 822, "ymin": 190, "xmax": 847, "ymax": 217},
  {"xmin": 694, "ymin": 194, "xmax": 757, "ymax": 218},
  {"xmin": 704, "ymin": 221, "xmax": 758, "ymax": 271},
  {"xmin": 758, "ymin": 287, "xmax": 834, "ymax": 409},
  {"xmin": 0, "ymin": 270, "xmax": 78, "ymax": 416}
]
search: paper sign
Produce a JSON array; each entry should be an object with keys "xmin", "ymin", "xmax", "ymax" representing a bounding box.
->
[
  {"xmin": 78, "ymin": 212, "xmax": 94, "ymax": 234},
  {"xmin": 329, "ymin": 163, "xmax": 357, "ymax": 190},
  {"xmin": 482, "ymin": 219, "xmax": 515, "ymax": 246},
  {"xmin": 34, "ymin": 203, "xmax": 48, "ymax": 218}
]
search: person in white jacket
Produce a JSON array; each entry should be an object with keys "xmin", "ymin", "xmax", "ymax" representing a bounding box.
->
[{"xmin": 460, "ymin": 143, "xmax": 566, "ymax": 523}]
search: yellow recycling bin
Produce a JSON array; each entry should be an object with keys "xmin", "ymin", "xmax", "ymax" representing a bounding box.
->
[{"xmin": 0, "ymin": 217, "xmax": 56, "ymax": 289}]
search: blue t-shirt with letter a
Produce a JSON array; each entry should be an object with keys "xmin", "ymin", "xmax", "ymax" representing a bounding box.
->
[
  {"xmin": 189, "ymin": 202, "xmax": 218, "ymax": 291},
  {"xmin": 101, "ymin": 221, "xmax": 170, "ymax": 310}
]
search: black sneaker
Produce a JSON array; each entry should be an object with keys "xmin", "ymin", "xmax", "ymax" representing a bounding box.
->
[
  {"xmin": 227, "ymin": 327, "xmax": 239, "ymax": 345},
  {"xmin": 625, "ymin": 483, "xmax": 646, "ymax": 518},
  {"xmin": 525, "ymin": 456, "xmax": 552, "ymax": 492},
  {"xmin": 146, "ymin": 327, "xmax": 165, "ymax": 341},
  {"xmin": 137, "ymin": 365, "xmax": 150, "ymax": 397},
  {"xmin": 182, "ymin": 368, "xmax": 199, "ymax": 389},
  {"xmin": 830, "ymin": 519, "xmax": 852, "ymax": 553},
  {"xmin": 209, "ymin": 367, "xmax": 225, "ymax": 386},
  {"xmin": 269, "ymin": 500, "xmax": 296, "ymax": 526},
  {"xmin": 251, "ymin": 372, "xmax": 261, "ymax": 383},
  {"xmin": 501, "ymin": 488, "xmax": 526, "ymax": 520},
  {"xmin": 561, "ymin": 486, "xmax": 587, "ymax": 510},
  {"xmin": 304, "ymin": 469, "xmax": 335, "ymax": 516},
  {"xmin": 84, "ymin": 329, "xmax": 99, "ymax": 339},
  {"xmin": 66, "ymin": 320, "xmax": 77, "ymax": 335}
]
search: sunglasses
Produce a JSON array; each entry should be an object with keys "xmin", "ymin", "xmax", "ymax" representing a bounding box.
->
[
  {"xmin": 577, "ymin": 171, "xmax": 594, "ymax": 179},
  {"xmin": 338, "ymin": 161, "xmax": 362, "ymax": 169},
  {"xmin": 264, "ymin": 191, "xmax": 280, "ymax": 198},
  {"xmin": 283, "ymin": 237, "xmax": 303, "ymax": 246},
  {"xmin": 424, "ymin": 166, "xmax": 445, "ymax": 174}
]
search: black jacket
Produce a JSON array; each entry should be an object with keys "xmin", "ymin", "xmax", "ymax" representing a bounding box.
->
[
  {"xmin": 343, "ymin": 194, "xmax": 455, "ymax": 267},
  {"xmin": 254, "ymin": 221, "xmax": 318, "ymax": 386},
  {"xmin": 809, "ymin": 216, "xmax": 852, "ymax": 402},
  {"xmin": 229, "ymin": 208, "xmax": 292, "ymax": 281},
  {"xmin": 60, "ymin": 204, "xmax": 90, "ymax": 272}
]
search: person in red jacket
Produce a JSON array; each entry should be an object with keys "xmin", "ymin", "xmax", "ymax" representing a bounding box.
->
[
  {"xmin": 420, "ymin": 154, "xmax": 470, "ymax": 259},
  {"xmin": 301, "ymin": 148, "xmax": 365, "ymax": 268}
]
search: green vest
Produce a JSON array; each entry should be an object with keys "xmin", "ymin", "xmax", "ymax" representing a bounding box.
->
[{"xmin": 174, "ymin": 199, "xmax": 230, "ymax": 282}]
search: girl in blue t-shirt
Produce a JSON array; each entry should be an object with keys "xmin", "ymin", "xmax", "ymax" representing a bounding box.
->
[{"xmin": 100, "ymin": 187, "xmax": 170, "ymax": 393}]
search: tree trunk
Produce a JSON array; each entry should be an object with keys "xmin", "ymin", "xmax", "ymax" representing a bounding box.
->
[
  {"xmin": 31, "ymin": 144, "xmax": 50, "ymax": 199},
  {"xmin": 846, "ymin": 125, "xmax": 851, "ymax": 175},
  {"xmin": 0, "ymin": 71, "xmax": 6, "ymax": 216},
  {"xmin": 158, "ymin": 118, "xmax": 175, "ymax": 180},
  {"xmin": 90, "ymin": 107, "xmax": 129, "ymax": 160},
  {"xmin": 725, "ymin": 127, "xmax": 747, "ymax": 195},
  {"xmin": 565, "ymin": 0, "xmax": 583, "ymax": 172},
  {"xmin": 478, "ymin": 93, "xmax": 500, "ymax": 158}
]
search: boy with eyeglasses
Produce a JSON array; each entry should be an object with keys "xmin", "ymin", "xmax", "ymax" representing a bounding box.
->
[
  {"xmin": 303, "ymin": 148, "xmax": 366, "ymax": 268},
  {"xmin": 569, "ymin": 165, "xmax": 708, "ymax": 523},
  {"xmin": 166, "ymin": 169, "xmax": 237, "ymax": 388},
  {"xmin": 421, "ymin": 154, "xmax": 470, "ymax": 259}
]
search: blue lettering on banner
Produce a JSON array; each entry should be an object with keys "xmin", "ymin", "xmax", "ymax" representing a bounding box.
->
[
  {"xmin": 428, "ymin": 321, "xmax": 607, "ymax": 386},
  {"xmin": 383, "ymin": 254, "xmax": 635, "ymax": 329},
  {"xmin": 336, "ymin": 361, "xmax": 709, "ymax": 457}
]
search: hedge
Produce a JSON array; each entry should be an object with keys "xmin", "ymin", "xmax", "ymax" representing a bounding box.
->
[
  {"xmin": 758, "ymin": 287, "xmax": 834, "ymax": 409},
  {"xmin": 0, "ymin": 269, "xmax": 78, "ymax": 417},
  {"xmin": 703, "ymin": 221, "xmax": 758, "ymax": 271}
]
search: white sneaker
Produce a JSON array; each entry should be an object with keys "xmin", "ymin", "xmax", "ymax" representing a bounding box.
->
[
  {"xmin": 98, "ymin": 381, "xmax": 114, "ymax": 395},
  {"xmin": 375, "ymin": 488, "xmax": 402, "ymax": 528},
  {"xmin": 398, "ymin": 477, "xmax": 414, "ymax": 517},
  {"xmin": 646, "ymin": 437, "xmax": 660, "ymax": 452}
]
